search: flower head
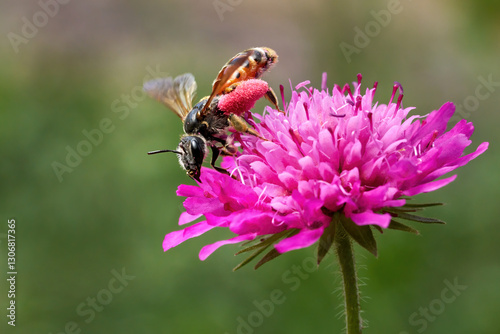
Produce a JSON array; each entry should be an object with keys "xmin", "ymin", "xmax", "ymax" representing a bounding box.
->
[{"xmin": 163, "ymin": 74, "xmax": 488, "ymax": 268}]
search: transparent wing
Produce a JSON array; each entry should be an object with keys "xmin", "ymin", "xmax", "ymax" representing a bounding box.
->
[
  {"xmin": 143, "ymin": 73, "xmax": 197, "ymax": 120},
  {"xmin": 199, "ymin": 51, "xmax": 250, "ymax": 117}
]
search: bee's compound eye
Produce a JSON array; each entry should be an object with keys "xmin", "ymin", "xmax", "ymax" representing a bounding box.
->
[
  {"xmin": 190, "ymin": 138, "xmax": 200, "ymax": 153},
  {"xmin": 184, "ymin": 109, "xmax": 199, "ymax": 133},
  {"xmin": 188, "ymin": 136, "xmax": 206, "ymax": 165}
]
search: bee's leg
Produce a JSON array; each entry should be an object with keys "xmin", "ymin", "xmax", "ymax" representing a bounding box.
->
[
  {"xmin": 210, "ymin": 146, "xmax": 240, "ymax": 180},
  {"xmin": 265, "ymin": 87, "xmax": 284, "ymax": 113},
  {"xmin": 209, "ymin": 136, "xmax": 238, "ymax": 156},
  {"xmin": 210, "ymin": 146, "xmax": 230, "ymax": 175},
  {"xmin": 228, "ymin": 114, "xmax": 266, "ymax": 140},
  {"xmin": 220, "ymin": 144, "xmax": 238, "ymax": 155}
]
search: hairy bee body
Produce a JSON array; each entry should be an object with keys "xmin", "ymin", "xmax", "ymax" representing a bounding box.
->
[{"xmin": 183, "ymin": 96, "xmax": 227, "ymax": 136}]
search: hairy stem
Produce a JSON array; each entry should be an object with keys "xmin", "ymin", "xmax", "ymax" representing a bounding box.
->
[{"xmin": 334, "ymin": 220, "xmax": 362, "ymax": 334}]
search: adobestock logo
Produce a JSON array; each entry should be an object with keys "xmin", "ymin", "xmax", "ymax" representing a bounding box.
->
[
  {"xmin": 48, "ymin": 268, "xmax": 135, "ymax": 334},
  {"xmin": 213, "ymin": 0, "xmax": 243, "ymax": 22},
  {"xmin": 7, "ymin": 0, "xmax": 73, "ymax": 54},
  {"xmin": 224, "ymin": 256, "xmax": 320, "ymax": 334},
  {"xmin": 399, "ymin": 277, "xmax": 467, "ymax": 334},
  {"xmin": 340, "ymin": 0, "xmax": 412, "ymax": 64},
  {"xmin": 450, "ymin": 74, "xmax": 500, "ymax": 123}
]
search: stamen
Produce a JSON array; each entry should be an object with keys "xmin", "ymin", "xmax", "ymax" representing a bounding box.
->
[
  {"xmin": 289, "ymin": 128, "xmax": 305, "ymax": 156},
  {"xmin": 332, "ymin": 102, "xmax": 349, "ymax": 117},
  {"xmin": 371, "ymin": 82, "xmax": 378, "ymax": 100},
  {"xmin": 354, "ymin": 96, "xmax": 362, "ymax": 114},
  {"xmin": 357, "ymin": 73, "xmax": 363, "ymax": 86},
  {"xmin": 413, "ymin": 144, "xmax": 420, "ymax": 157},
  {"xmin": 345, "ymin": 99, "xmax": 355, "ymax": 106},
  {"xmin": 230, "ymin": 166, "xmax": 245, "ymax": 185},
  {"xmin": 425, "ymin": 130, "xmax": 439, "ymax": 150},
  {"xmin": 394, "ymin": 81, "xmax": 404, "ymax": 111},
  {"xmin": 271, "ymin": 212, "xmax": 284, "ymax": 226},
  {"xmin": 321, "ymin": 72, "xmax": 328, "ymax": 91},
  {"xmin": 329, "ymin": 112, "xmax": 346, "ymax": 118},
  {"xmin": 396, "ymin": 93, "xmax": 404, "ymax": 111},
  {"xmin": 280, "ymin": 84, "xmax": 286, "ymax": 112},
  {"xmin": 257, "ymin": 185, "xmax": 268, "ymax": 203},
  {"xmin": 295, "ymin": 80, "xmax": 311, "ymax": 90},
  {"xmin": 342, "ymin": 84, "xmax": 353, "ymax": 100},
  {"xmin": 389, "ymin": 84, "xmax": 398, "ymax": 105},
  {"xmin": 394, "ymin": 81, "xmax": 404, "ymax": 95}
]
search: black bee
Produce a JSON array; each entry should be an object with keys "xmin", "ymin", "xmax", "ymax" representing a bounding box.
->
[{"xmin": 143, "ymin": 47, "xmax": 279, "ymax": 182}]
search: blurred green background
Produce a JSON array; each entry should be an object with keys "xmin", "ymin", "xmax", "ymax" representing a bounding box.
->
[{"xmin": 1, "ymin": 0, "xmax": 498, "ymax": 333}]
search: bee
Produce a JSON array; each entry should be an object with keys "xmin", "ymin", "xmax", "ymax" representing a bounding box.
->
[{"xmin": 144, "ymin": 47, "xmax": 280, "ymax": 182}]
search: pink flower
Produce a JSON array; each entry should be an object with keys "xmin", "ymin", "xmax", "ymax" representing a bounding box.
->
[{"xmin": 163, "ymin": 74, "xmax": 488, "ymax": 268}]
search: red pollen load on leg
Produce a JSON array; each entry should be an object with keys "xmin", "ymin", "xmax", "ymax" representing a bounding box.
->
[{"xmin": 218, "ymin": 79, "xmax": 270, "ymax": 116}]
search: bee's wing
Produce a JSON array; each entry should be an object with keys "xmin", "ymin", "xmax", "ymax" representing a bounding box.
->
[
  {"xmin": 143, "ymin": 73, "xmax": 197, "ymax": 120},
  {"xmin": 199, "ymin": 51, "xmax": 250, "ymax": 117}
]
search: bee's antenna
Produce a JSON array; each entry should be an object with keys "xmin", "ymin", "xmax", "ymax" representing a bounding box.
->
[{"xmin": 148, "ymin": 149, "xmax": 182, "ymax": 155}]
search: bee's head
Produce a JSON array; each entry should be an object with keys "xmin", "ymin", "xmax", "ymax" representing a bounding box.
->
[{"xmin": 178, "ymin": 135, "xmax": 206, "ymax": 182}]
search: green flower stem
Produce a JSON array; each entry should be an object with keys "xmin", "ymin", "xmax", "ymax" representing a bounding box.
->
[{"xmin": 334, "ymin": 219, "xmax": 362, "ymax": 334}]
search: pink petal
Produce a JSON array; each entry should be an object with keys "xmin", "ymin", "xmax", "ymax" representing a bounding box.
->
[
  {"xmin": 176, "ymin": 184, "xmax": 204, "ymax": 197},
  {"xmin": 402, "ymin": 175, "xmax": 457, "ymax": 196},
  {"xmin": 199, "ymin": 233, "xmax": 257, "ymax": 260},
  {"xmin": 299, "ymin": 156, "xmax": 320, "ymax": 180},
  {"xmin": 278, "ymin": 170, "xmax": 299, "ymax": 189},
  {"xmin": 318, "ymin": 128, "xmax": 336, "ymax": 158},
  {"xmin": 183, "ymin": 197, "xmax": 225, "ymax": 215},
  {"xmin": 418, "ymin": 102, "xmax": 455, "ymax": 138},
  {"xmin": 388, "ymin": 159, "xmax": 418, "ymax": 180},
  {"xmin": 274, "ymin": 227, "xmax": 325, "ymax": 253},
  {"xmin": 228, "ymin": 210, "xmax": 283, "ymax": 235},
  {"xmin": 360, "ymin": 185, "xmax": 397, "ymax": 207},
  {"xmin": 163, "ymin": 221, "xmax": 214, "ymax": 251},
  {"xmin": 319, "ymin": 181, "xmax": 345, "ymax": 211},
  {"xmin": 178, "ymin": 212, "xmax": 202, "ymax": 225},
  {"xmin": 250, "ymin": 160, "xmax": 278, "ymax": 182},
  {"xmin": 448, "ymin": 141, "xmax": 489, "ymax": 168},
  {"xmin": 349, "ymin": 210, "xmax": 392, "ymax": 228}
]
